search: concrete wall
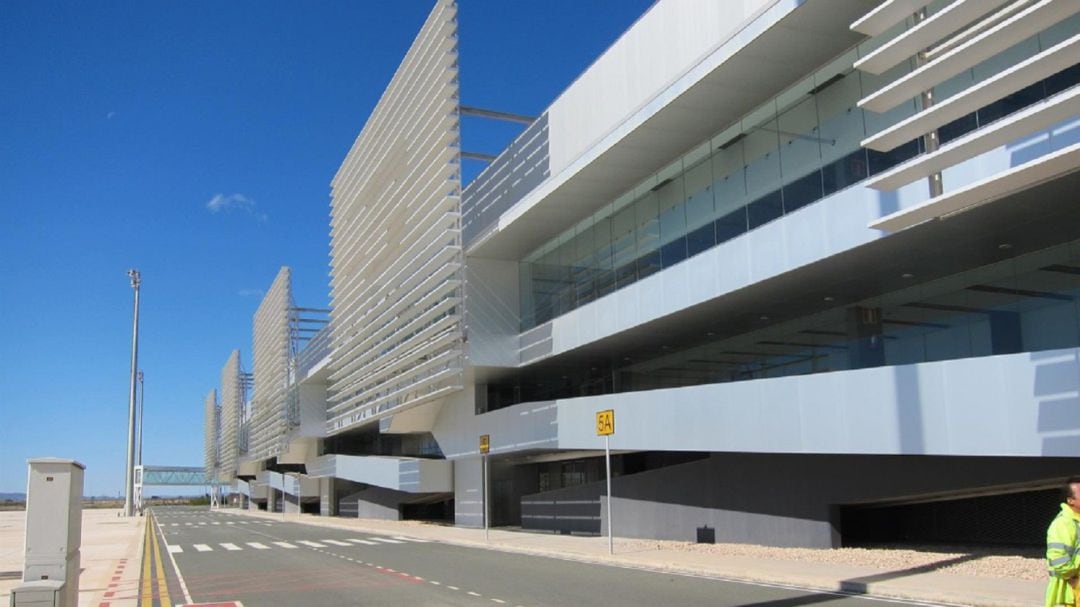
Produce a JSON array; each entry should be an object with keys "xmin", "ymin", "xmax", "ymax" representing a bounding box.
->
[
  {"xmin": 338, "ymin": 486, "xmax": 413, "ymax": 520},
  {"xmin": 603, "ymin": 452, "xmax": 1080, "ymax": 548},
  {"xmin": 465, "ymin": 258, "xmax": 520, "ymax": 368},
  {"xmin": 319, "ymin": 477, "xmax": 335, "ymax": 516}
]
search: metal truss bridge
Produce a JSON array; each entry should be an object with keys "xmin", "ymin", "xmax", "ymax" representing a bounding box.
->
[{"xmin": 134, "ymin": 465, "xmax": 223, "ymax": 511}]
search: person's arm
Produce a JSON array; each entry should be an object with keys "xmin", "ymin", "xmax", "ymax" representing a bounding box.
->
[{"xmin": 1048, "ymin": 517, "xmax": 1078, "ymax": 582}]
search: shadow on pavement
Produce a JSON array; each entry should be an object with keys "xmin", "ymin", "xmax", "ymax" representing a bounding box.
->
[{"xmin": 731, "ymin": 554, "xmax": 982, "ymax": 607}]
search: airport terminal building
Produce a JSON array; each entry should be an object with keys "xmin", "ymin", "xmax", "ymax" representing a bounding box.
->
[{"xmin": 203, "ymin": 0, "xmax": 1080, "ymax": 547}]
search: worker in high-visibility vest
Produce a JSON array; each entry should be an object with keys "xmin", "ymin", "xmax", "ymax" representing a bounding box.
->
[{"xmin": 1047, "ymin": 478, "xmax": 1080, "ymax": 607}]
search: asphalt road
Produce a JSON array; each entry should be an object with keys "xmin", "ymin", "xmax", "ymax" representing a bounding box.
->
[{"xmin": 148, "ymin": 506, "xmax": 935, "ymax": 607}]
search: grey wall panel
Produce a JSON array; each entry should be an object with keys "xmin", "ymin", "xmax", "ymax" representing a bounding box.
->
[
  {"xmin": 554, "ymin": 347, "xmax": 1080, "ymax": 458},
  {"xmin": 586, "ymin": 452, "xmax": 1079, "ymax": 548}
]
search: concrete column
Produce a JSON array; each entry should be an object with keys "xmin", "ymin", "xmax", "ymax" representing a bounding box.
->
[{"xmin": 453, "ymin": 457, "xmax": 484, "ymax": 528}]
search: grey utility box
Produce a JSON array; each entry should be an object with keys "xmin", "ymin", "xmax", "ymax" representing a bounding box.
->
[
  {"xmin": 21, "ymin": 459, "xmax": 84, "ymax": 607},
  {"xmin": 8, "ymin": 580, "xmax": 64, "ymax": 607}
]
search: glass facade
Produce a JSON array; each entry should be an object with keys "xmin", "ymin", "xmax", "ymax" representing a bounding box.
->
[
  {"xmin": 483, "ymin": 239, "xmax": 1080, "ymax": 413},
  {"xmin": 519, "ymin": 18, "xmax": 1080, "ymax": 331}
]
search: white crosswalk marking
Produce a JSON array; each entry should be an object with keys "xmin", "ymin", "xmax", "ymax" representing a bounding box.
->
[
  {"xmin": 347, "ymin": 539, "xmax": 378, "ymax": 545},
  {"xmin": 212, "ymin": 522, "xmax": 221, "ymax": 525},
  {"xmin": 369, "ymin": 537, "xmax": 404, "ymax": 544},
  {"xmin": 194, "ymin": 544, "xmax": 212, "ymax": 552},
  {"xmin": 220, "ymin": 543, "xmax": 241, "ymax": 551},
  {"xmin": 393, "ymin": 536, "xmax": 430, "ymax": 543},
  {"xmin": 170, "ymin": 523, "xmax": 178, "ymax": 527},
  {"xmin": 226, "ymin": 522, "xmax": 235, "ymax": 525},
  {"xmin": 322, "ymin": 540, "xmax": 351, "ymax": 546},
  {"xmin": 167, "ymin": 545, "xmax": 183, "ymax": 553},
  {"xmin": 185, "ymin": 523, "xmax": 193, "ymax": 526},
  {"xmin": 246, "ymin": 542, "xmax": 270, "ymax": 550},
  {"xmin": 297, "ymin": 541, "xmax": 326, "ymax": 548},
  {"xmin": 273, "ymin": 542, "xmax": 297, "ymax": 549}
]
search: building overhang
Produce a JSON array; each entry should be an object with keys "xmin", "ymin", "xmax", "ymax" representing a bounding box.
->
[
  {"xmin": 467, "ymin": 0, "xmax": 875, "ymax": 261},
  {"xmin": 307, "ymin": 454, "xmax": 452, "ymax": 493}
]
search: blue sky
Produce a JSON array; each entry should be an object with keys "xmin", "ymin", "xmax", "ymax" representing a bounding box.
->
[{"xmin": 0, "ymin": 1, "xmax": 654, "ymax": 495}]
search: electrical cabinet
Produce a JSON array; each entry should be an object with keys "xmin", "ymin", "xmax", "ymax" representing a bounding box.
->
[{"xmin": 22, "ymin": 459, "xmax": 83, "ymax": 607}]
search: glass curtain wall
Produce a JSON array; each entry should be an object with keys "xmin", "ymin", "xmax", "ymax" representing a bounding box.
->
[
  {"xmin": 486, "ymin": 239, "xmax": 1080, "ymax": 413},
  {"xmin": 519, "ymin": 15, "xmax": 1080, "ymax": 331}
]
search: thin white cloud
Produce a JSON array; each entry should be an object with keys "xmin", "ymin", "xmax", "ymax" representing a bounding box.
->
[
  {"xmin": 237, "ymin": 288, "xmax": 265, "ymax": 297},
  {"xmin": 106, "ymin": 111, "xmax": 117, "ymax": 120},
  {"xmin": 205, "ymin": 193, "xmax": 268, "ymax": 221}
]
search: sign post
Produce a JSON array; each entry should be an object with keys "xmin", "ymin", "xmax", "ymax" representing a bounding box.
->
[
  {"xmin": 596, "ymin": 409, "xmax": 615, "ymax": 555},
  {"xmin": 479, "ymin": 434, "xmax": 490, "ymax": 541}
]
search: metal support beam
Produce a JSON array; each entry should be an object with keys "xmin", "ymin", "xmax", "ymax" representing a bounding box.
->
[
  {"xmin": 460, "ymin": 105, "xmax": 536, "ymax": 125},
  {"xmin": 462, "ymin": 151, "xmax": 498, "ymax": 162}
]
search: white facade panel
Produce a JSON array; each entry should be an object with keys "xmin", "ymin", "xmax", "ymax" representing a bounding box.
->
[
  {"xmin": 547, "ymin": 0, "xmax": 777, "ymax": 175},
  {"xmin": 202, "ymin": 389, "xmax": 218, "ymax": 483},
  {"xmin": 218, "ymin": 350, "xmax": 241, "ymax": 483},
  {"xmin": 308, "ymin": 454, "xmax": 452, "ymax": 493},
  {"xmin": 553, "ymin": 347, "xmax": 1080, "ymax": 458},
  {"xmin": 249, "ymin": 267, "xmax": 292, "ymax": 461},
  {"xmin": 327, "ymin": 0, "xmax": 463, "ymax": 434}
]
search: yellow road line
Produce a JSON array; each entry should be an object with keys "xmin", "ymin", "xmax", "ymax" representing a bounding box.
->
[
  {"xmin": 150, "ymin": 513, "xmax": 173, "ymax": 607},
  {"xmin": 141, "ymin": 515, "xmax": 154, "ymax": 604}
]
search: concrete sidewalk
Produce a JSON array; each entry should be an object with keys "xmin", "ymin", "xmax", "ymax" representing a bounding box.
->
[
  {"xmin": 234, "ymin": 507, "xmax": 1044, "ymax": 607},
  {"xmin": 0, "ymin": 509, "xmax": 144, "ymax": 607}
]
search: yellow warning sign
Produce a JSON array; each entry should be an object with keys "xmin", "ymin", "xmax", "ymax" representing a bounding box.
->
[{"xmin": 596, "ymin": 410, "xmax": 615, "ymax": 436}]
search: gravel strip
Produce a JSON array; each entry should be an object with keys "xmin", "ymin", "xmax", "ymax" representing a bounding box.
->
[{"xmin": 621, "ymin": 539, "xmax": 1046, "ymax": 581}]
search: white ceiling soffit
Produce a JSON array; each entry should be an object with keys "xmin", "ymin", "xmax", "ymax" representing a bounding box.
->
[{"xmin": 467, "ymin": 0, "xmax": 875, "ymax": 261}]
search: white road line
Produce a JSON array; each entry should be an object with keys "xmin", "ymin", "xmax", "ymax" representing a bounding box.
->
[
  {"xmin": 211, "ymin": 522, "xmax": 221, "ymax": 525},
  {"xmin": 185, "ymin": 523, "xmax": 193, "ymax": 526},
  {"xmin": 393, "ymin": 536, "xmax": 430, "ymax": 543},
  {"xmin": 226, "ymin": 522, "xmax": 235, "ymax": 525},
  {"xmin": 369, "ymin": 537, "xmax": 404, "ymax": 544},
  {"xmin": 297, "ymin": 541, "xmax": 326, "ymax": 548},
  {"xmin": 220, "ymin": 543, "xmax": 241, "ymax": 551},
  {"xmin": 491, "ymin": 600, "xmax": 506, "ymax": 604},
  {"xmin": 430, "ymin": 581, "xmax": 441, "ymax": 586},
  {"xmin": 170, "ymin": 523, "xmax": 179, "ymax": 527},
  {"xmin": 448, "ymin": 586, "xmax": 460, "ymax": 591},
  {"xmin": 167, "ymin": 545, "xmax": 183, "ymax": 554},
  {"xmin": 154, "ymin": 517, "xmax": 193, "ymax": 606},
  {"xmin": 273, "ymin": 542, "xmax": 297, "ymax": 549},
  {"xmin": 322, "ymin": 540, "xmax": 352, "ymax": 546},
  {"xmin": 468, "ymin": 591, "xmax": 481, "ymax": 597},
  {"xmin": 347, "ymin": 539, "xmax": 378, "ymax": 545},
  {"xmin": 194, "ymin": 544, "xmax": 212, "ymax": 552},
  {"xmin": 246, "ymin": 542, "xmax": 270, "ymax": 550}
]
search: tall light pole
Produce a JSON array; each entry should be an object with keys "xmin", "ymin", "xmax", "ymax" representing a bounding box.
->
[
  {"xmin": 124, "ymin": 269, "xmax": 141, "ymax": 517},
  {"xmin": 137, "ymin": 370, "xmax": 145, "ymax": 468}
]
